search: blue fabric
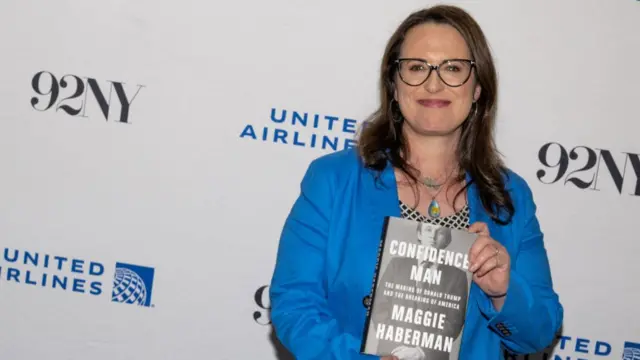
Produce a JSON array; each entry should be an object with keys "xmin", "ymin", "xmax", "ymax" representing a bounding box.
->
[{"xmin": 269, "ymin": 148, "xmax": 563, "ymax": 360}]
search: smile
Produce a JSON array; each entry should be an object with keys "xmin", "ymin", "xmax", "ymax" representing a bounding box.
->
[{"xmin": 417, "ymin": 99, "xmax": 451, "ymax": 108}]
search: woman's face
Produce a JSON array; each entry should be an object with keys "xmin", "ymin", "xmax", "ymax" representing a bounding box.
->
[{"xmin": 394, "ymin": 23, "xmax": 481, "ymax": 137}]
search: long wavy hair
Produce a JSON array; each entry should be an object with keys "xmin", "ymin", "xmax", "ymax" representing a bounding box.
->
[{"xmin": 356, "ymin": 5, "xmax": 514, "ymax": 225}]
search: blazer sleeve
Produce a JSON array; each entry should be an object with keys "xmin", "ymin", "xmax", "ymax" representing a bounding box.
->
[
  {"xmin": 269, "ymin": 159, "xmax": 379, "ymax": 360},
  {"xmin": 476, "ymin": 178, "xmax": 564, "ymax": 354}
]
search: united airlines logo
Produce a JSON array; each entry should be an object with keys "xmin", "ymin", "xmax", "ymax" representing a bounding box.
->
[
  {"xmin": 623, "ymin": 342, "xmax": 640, "ymax": 360},
  {"xmin": 112, "ymin": 262, "xmax": 155, "ymax": 307},
  {"xmin": 239, "ymin": 107, "xmax": 361, "ymax": 152},
  {"xmin": 504, "ymin": 336, "xmax": 640, "ymax": 359},
  {"xmin": 0, "ymin": 247, "xmax": 156, "ymax": 309}
]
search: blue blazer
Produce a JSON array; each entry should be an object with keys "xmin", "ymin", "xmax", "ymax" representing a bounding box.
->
[{"xmin": 269, "ymin": 148, "xmax": 563, "ymax": 359}]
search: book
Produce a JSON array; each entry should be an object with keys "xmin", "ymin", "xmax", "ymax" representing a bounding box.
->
[{"xmin": 360, "ymin": 216, "xmax": 477, "ymax": 360}]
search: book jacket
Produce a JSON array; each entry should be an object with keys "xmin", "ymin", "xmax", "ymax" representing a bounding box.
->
[{"xmin": 361, "ymin": 216, "xmax": 477, "ymax": 360}]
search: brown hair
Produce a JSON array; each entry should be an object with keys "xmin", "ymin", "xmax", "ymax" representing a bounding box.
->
[{"xmin": 356, "ymin": 5, "xmax": 514, "ymax": 225}]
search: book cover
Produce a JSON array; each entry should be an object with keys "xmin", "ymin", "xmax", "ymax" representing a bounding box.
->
[{"xmin": 361, "ymin": 216, "xmax": 477, "ymax": 360}]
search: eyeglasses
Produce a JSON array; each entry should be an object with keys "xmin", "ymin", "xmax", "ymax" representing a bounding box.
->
[{"xmin": 395, "ymin": 58, "xmax": 476, "ymax": 87}]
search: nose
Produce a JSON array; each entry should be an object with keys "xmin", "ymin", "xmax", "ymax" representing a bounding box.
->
[{"xmin": 423, "ymin": 66, "xmax": 445, "ymax": 93}]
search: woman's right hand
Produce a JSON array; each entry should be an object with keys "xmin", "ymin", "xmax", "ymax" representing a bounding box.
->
[{"xmin": 381, "ymin": 357, "xmax": 399, "ymax": 360}]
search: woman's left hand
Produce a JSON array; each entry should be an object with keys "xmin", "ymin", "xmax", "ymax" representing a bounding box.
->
[{"xmin": 468, "ymin": 222, "xmax": 510, "ymax": 299}]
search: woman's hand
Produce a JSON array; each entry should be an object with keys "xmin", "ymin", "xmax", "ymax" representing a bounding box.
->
[
  {"xmin": 381, "ymin": 356, "xmax": 399, "ymax": 360},
  {"xmin": 468, "ymin": 222, "xmax": 510, "ymax": 309}
]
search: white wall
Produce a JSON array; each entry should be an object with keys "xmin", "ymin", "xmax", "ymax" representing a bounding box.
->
[{"xmin": 0, "ymin": 0, "xmax": 638, "ymax": 359}]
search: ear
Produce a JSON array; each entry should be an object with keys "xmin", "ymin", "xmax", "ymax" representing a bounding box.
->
[
  {"xmin": 394, "ymin": 86, "xmax": 398, "ymax": 102},
  {"xmin": 473, "ymin": 84, "xmax": 481, "ymax": 102}
]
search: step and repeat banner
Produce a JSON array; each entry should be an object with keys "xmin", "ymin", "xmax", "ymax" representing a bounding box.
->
[{"xmin": 1, "ymin": 0, "xmax": 638, "ymax": 359}]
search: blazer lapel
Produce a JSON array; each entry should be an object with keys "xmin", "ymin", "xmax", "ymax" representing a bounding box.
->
[
  {"xmin": 465, "ymin": 172, "xmax": 487, "ymax": 226},
  {"xmin": 364, "ymin": 162, "xmax": 401, "ymax": 219},
  {"xmin": 465, "ymin": 172, "xmax": 507, "ymax": 245},
  {"xmin": 360, "ymin": 162, "xmax": 401, "ymax": 246}
]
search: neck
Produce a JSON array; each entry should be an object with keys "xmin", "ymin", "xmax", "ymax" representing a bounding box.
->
[{"xmin": 403, "ymin": 129, "xmax": 461, "ymax": 180}]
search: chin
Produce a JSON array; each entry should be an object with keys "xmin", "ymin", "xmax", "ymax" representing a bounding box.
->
[
  {"xmin": 409, "ymin": 116, "xmax": 463, "ymax": 135},
  {"xmin": 423, "ymin": 119, "xmax": 466, "ymax": 135},
  {"xmin": 417, "ymin": 126, "xmax": 460, "ymax": 137}
]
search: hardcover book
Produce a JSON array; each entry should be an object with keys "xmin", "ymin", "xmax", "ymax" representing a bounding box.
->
[{"xmin": 361, "ymin": 216, "xmax": 477, "ymax": 360}]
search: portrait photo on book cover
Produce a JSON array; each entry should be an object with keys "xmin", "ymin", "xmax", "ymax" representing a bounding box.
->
[{"xmin": 367, "ymin": 219, "xmax": 473, "ymax": 360}]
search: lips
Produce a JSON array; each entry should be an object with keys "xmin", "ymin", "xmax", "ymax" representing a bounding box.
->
[{"xmin": 417, "ymin": 99, "xmax": 451, "ymax": 108}]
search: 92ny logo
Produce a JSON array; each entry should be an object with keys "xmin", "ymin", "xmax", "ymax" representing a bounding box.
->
[
  {"xmin": 537, "ymin": 142, "xmax": 640, "ymax": 196},
  {"xmin": 253, "ymin": 285, "xmax": 271, "ymax": 326},
  {"xmin": 30, "ymin": 71, "xmax": 144, "ymax": 123}
]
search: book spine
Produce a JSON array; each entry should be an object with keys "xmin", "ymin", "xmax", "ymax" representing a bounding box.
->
[{"xmin": 359, "ymin": 216, "xmax": 390, "ymax": 353}]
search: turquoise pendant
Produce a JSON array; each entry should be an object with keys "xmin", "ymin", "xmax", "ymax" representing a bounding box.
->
[{"xmin": 428, "ymin": 199, "xmax": 441, "ymax": 218}]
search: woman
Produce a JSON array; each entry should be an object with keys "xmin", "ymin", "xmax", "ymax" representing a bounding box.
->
[{"xmin": 269, "ymin": 4, "xmax": 563, "ymax": 360}]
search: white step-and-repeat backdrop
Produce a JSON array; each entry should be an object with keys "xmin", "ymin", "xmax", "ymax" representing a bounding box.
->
[{"xmin": 1, "ymin": 0, "xmax": 638, "ymax": 359}]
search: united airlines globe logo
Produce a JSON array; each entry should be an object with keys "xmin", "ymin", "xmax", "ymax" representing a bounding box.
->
[
  {"xmin": 112, "ymin": 267, "xmax": 148, "ymax": 306},
  {"xmin": 0, "ymin": 248, "xmax": 156, "ymax": 309},
  {"xmin": 111, "ymin": 262, "xmax": 155, "ymax": 307},
  {"xmin": 624, "ymin": 342, "xmax": 640, "ymax": 360}
]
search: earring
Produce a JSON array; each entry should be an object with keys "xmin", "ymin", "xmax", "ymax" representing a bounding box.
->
[
  {"xmin": 469, "ymin": 102, "xmax": 478, "ymax": 120},
  {"xmin": 391, "ymin": 99, "xmax": 403, "ymax": 123}
]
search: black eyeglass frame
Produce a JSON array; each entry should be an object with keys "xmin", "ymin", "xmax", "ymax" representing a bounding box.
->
[{"xmin": 394, "ymin": 58, "xmax": 476, "ymax": 88}]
